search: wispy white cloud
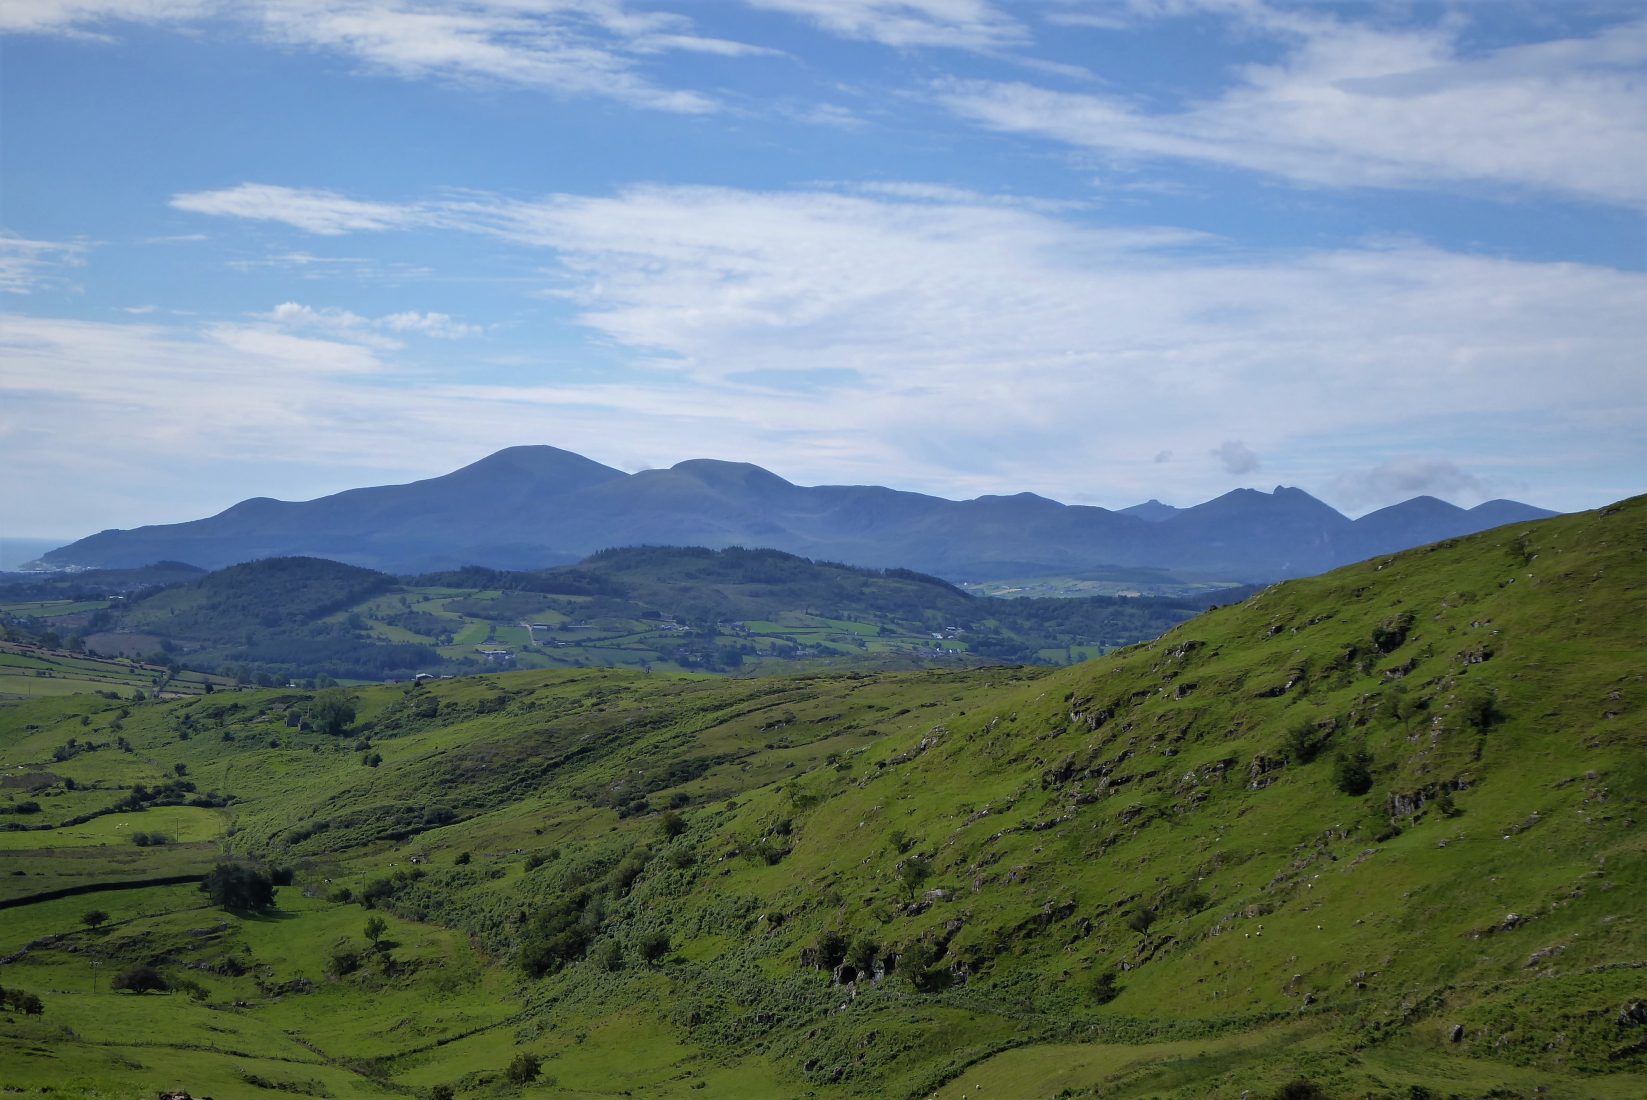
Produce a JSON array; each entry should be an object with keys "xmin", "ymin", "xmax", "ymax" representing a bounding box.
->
[
  {"xmin": 742, "ymin": 0, "xmax": 1024, "ymax": 50},
  {"xmin": 170, "ymin": 183, "xmax": 417, "ymax": 235},
  {"xmin": 0, "ymin": 232, "xmax": 89, "ymax": 294},
  {"xmin": 787, "ymin": 102, "xmax": 868, "ymax": 130},
  {"xmin": 5, "ymin": 0, "xmax": 760, "ymax": 113},
  {"xmin": 0, "ymin": 0, "xmax": 214, "ymax": 35},
  {"xmin": 139, "ymin": 179, "xmax": 1647, "ymax": 510},
  {"xmin": 939, "ymin": 6, "xmax": 1647, "ymax": 206},
  {"xmin": 249, "ymin": 1, "xmax": 718, "ymax": 112}
]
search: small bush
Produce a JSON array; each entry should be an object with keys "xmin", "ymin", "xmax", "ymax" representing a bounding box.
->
[
  {"xmin": 845, "ymin": 936, "xmax": 879, "ymax": 975},
  {"xmin": 505, "ymin": 1051, "xmax": 541, "ymax": 1085},
  {"xmin": 1458, "ymin": 688, "xmax": 1501, "ymax": 730},
  {"xmin": 638, "ymin": 931, "xmax": 671, "ymax": 965},
  {"xmin": 1283, "ymin": 718, "xmax": 1322, "ymax": 764},
  {"xmin": 3, "ymin": 989, "xmax": 44, "ymax": 1015},
  {"xmin": 1089, "ymin": 969, "xmax": 1121, "ymax": 1005},
  {"xmin": 1125, "ymin": 908, "xmax": 1157, "ymax": 936},
  {"xmin": 814, "ymin": 929, "xmax": 848, "ymax": 970},
  {"xmin": 1333, "ymin": 753, "xmax": 1373, "ymax": 796}
]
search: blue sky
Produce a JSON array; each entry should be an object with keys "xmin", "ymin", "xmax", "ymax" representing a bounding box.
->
[{"xmin": 2, "ymin": 0, "xmax": 1643, "ymax": 540}]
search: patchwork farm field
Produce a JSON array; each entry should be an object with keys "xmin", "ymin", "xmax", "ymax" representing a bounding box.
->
[{"xmin": 0, "ymin": 642, "xmax": 231, "ymax": 703}]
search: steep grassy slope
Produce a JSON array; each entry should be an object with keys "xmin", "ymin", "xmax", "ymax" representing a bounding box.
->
[{"xmin": 0, "ymin": 498, "xmax": 1641, "ymax": 1099}]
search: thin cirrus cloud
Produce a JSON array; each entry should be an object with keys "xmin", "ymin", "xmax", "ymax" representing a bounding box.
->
[
  {"xmin": 170, "ymin": 183, "xmax": 421, "ymax": 236},
  {"xmin": 82, "ymin": 178, "xmax": 1647, "ymax": 509},
  {"xmin": 937, "ymin": 9, "xmax": 1647, "ymax": 206},
  {"xmin": 0, "ymin": 0, "xmax": 216, "ymax": 35},
  {"xmin": 741, "ymin": 0, "xmax": 1024, "ymax": 50},
  {"xmin": 0, "ymin": 232, "xmax": 89, "ymax": 295},
  {"xmin": 0, "ymin": 0, "xmax": 759, "ymax": 113}
]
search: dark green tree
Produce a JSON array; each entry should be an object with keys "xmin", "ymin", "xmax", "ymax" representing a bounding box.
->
[
  {"xmin": 1333, "ymin": 753, "xmax": 1373, "ymax": 796},
  {"xmin": 308, "ymin": 689, "xmax": 356, "ymax": 735},
  {"xmin": 896, "ymin": 854, "xmax": 932, "ymax": 901},
  {"xmin": 201, "ymin": 862, "xmax": 276, "ymax": 911},
  {"xmin": 111, "ymin": 964, "xmax": 168, "ymax": 994},
  {"xmin": 505, "ymin": 1052, "xmax": 541, "ymax": 1085}
]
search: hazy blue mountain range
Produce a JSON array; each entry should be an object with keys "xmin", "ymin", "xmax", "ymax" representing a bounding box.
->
[{"xmin": 39, "ymin": 446, "xmax": 1556, "ymax": 582}]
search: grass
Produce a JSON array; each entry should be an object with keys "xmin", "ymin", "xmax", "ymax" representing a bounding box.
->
[{"xmin": 0, "ymin": 498, "xmax": 1642, "ymax": 1097}]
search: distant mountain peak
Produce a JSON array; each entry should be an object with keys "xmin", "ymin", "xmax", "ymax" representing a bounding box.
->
[
  {"xmin": 1118, "ymin": 499, "xmax": 1179, "ymax": 522},
  {"xmin": 667, "ymin": 458, "xmax": 796, "ymax": 493},
  {"xmin": 37, "ymin": 444, "xmax": 1566, "ymax": 583},
  {"xmin": 457, "ymin": 444, "xmax": 627, "ymax": 480}
]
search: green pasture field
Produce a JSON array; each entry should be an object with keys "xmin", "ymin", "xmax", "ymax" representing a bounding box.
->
[
  {"xmin": 0, "ymin": 841, "xmax": 220, "ymax": 902},
  {"xmin": 0, "ymin": 599, "xmax": 111, "ymax": 617},
  {"xmin": 0, "ymin": 805, "xmax": 227, "ymax": 849}
]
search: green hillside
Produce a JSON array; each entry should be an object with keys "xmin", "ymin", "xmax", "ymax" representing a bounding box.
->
[{"xmin": 0, "ymin": 499, "xmax": 1642, "ymax": 1098}]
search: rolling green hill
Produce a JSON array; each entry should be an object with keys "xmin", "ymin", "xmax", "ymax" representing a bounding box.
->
[
  {"xmin": 7, "ymin": 548, "xmax": 1238, "ymax": 686},
  {"xmin": 0, "ymin": 498, "xmax": 1642, "ymax": 1098}
]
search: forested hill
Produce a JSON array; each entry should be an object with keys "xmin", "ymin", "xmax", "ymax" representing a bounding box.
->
[
  {"xmin": 0, "ymin": 498, "xmax": 1640, "ymax": 1097},
  {"xmin": 118, "ymin": 557, "xmax": 393, "ymax": 641}
]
